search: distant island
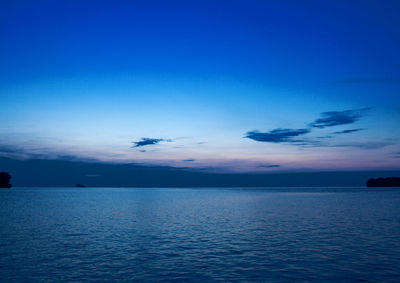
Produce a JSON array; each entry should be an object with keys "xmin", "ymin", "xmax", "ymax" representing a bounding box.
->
[
  {"xmin": 366, "ymin": 177, "xmax": 400, "ymax": 187},
  {"xmin": 75, "ymin": 184, "xmax": 86, "ymax": 187},
  {"xmin": 0, "ymin": 172, "xmax": 12, "ymax": 188}
]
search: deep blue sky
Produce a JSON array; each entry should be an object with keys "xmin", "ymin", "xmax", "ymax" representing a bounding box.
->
[{"xmin": 1, "ymin": 0, "xmax": 399, "ymax": 172}]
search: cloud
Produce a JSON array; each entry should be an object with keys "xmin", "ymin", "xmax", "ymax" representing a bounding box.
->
[
  {"xmin": 132, "ymin": 138, "xmax": 165, "ymax": 147},
  {"xmin": 259, "ymin": 164, "xmax": 280, "ymax": 168},
  {"xmin": 392, "ymin": 152, "xmax": 400, "ymax": 158},
  {"xmin": 290, "ymin": 139, "xmax": 324, "ymax": 147},
  {"xmin": 310, "ymin": 108, "xmax": 370, "ymax": 128},
  {"xmin": 183, "ymin": 159, "xmax": 196, "ymax": 162},
  {"xmin": 0, "ymin": 145, "xmax": 18, "ymax": 154},
  {"xmin": 333, "ymin": 128, "xmax": 364, "ymax": 135},
  {"xmin": 329, "ymin": 142, "xmax": 390, "ymax": 150},
  {"xmin": 245, "ymin": 108, "xmax": 377, "ymax": 151},
  {"xmin": 245, "ymin": 128, "xmax": 310, "ymax": 143},
  {"xmin": 295, "ymin": 140, "xmax": 390, "ymax": 150}
]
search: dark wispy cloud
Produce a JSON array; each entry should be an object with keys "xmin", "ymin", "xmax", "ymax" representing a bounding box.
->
[
  {"xmin": 0, "ymin": 143, "xmax": 102, "ymax": 162},
  {"xmin": 132, "ymin": 138, "xmax": 167, "ymax": 147},
  {"xmin": 290, "ymin": 139, "xmax": 324, "ymax": 147},
  {"xmin": 0, "ymin": 145, "xmax": 18, "ymax": 154},
  {"xmin": 183, "ymin": 159, "xmax": 196, "ymax": 162},
  {"xmin": 333, "ymin": 128, "xmax": 364, "ymax": 135},
  {"xmin": 246, "ymin": 108, "xmax": 370, "ymax": 146},
  {"xmin": 245, "ymin": 128, "xmax": 311, "ymax": 143},
  {"xmin": 245, "ymin": 108, "xmax": 382, "ymax": 150},
  {"xmin": 296, "ymin": 140, "xmax": 391, "ymax": 150},
  {"xmin": 392, "ymin": 152, "xmax": 400, "ymax": 158},
  {"xmin": 259, "ymin": 164, "xmax": 280, "ymax": 168},
  {"xmin": 310, "ymin": 108, "xmax": 370, "ymax": 128},
  {"xmin": 328, "ymin": 142, "xmax": 391, "ymax": 150}
]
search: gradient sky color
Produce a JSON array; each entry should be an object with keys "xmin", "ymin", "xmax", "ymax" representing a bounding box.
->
[{"xmin": 1, "ymin": 0, "xmax": 400, "ymax": 172}]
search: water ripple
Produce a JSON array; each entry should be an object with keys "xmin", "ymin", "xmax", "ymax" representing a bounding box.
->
[{"xmin": 1, "ymin": 187, "xmax": 400, "ymax": 282}]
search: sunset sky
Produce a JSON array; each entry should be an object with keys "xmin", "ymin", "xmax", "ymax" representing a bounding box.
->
[{"xmin": 1, "ymin": 0, "xmax": 399, "ymax": 173}]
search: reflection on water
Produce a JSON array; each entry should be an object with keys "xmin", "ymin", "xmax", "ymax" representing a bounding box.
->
[{"xmin": 1, "ymin": 187, "xmax": 400, "ymax": 281}]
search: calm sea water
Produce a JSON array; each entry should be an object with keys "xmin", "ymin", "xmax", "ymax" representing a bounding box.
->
[{"xmin": 1, "ymin": 187, "xmax": 400, "ymax": 282}]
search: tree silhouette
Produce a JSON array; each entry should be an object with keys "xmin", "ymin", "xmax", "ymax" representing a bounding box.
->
[
  {"xmin": 0, "ymin": 172, "xmax": 12, "ymax": 188},
  {"xmin": 366, "ymin": 177, "xmax": 400, "ymax": 187}
]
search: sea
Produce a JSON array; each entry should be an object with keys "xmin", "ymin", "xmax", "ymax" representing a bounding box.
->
[{"xmin": 1, "ymin": 187, "xmax": 400, "ymax": 282}]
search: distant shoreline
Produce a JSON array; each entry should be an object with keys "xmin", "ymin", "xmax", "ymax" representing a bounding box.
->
[{"xmin": 6, "ymin": 186, "xmax": 397, "ymax": 189}]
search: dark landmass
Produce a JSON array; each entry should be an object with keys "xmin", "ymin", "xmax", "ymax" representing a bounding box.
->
[
  {"xmin": 75, "ymin": 184, "xmax": 86, "ymax": 187},
  {"xmin": 0, "ymin": 172, "xmax": 12, "ymax": 188},
  {"xmin": 366, "ymin": 177, "xmax": 400, "ymax": 187},
  {"xmin": 1, "ymin": 157, "xmax": 400, "ymax": 187}
]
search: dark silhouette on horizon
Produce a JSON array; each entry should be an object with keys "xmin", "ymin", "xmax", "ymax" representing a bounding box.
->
[
  {"xmin": 1, "ymin": 157, "xmax": 400, "ymax": 187},
  {"xmin": 366, "ymin": 177, "xmax": 400, "ymax": 187},
  {"xmin": 0, "ymin": 172, "xmax": 12, "ymax": 188},
  {"xmin": 75, "ymin": 184, "xmax": 86, "ymax": 187}
]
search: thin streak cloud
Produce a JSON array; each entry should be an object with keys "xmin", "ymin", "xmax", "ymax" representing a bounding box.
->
[
  {"xmin": 132, "ymin": 138, "xmax": 166, "ymax": 148},
  {"xmin": 245, "ymin": 128, "xmax": 311, "ymax": 143},
  {"xmin": 310, "ymin": 108, "xmax": 370, "ymax": 129},
  {"xmin": 333, "ymin": 129, "xmax": 364, "ymax": 135}
]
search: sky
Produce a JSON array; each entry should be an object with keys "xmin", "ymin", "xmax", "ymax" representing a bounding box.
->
[{"xmin": 1, "ymin": 0, "xmax": 400, "ymax": 173}]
